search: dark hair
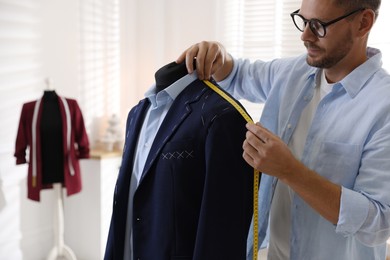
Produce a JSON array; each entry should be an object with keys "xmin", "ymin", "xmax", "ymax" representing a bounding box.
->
[{"xmin": 334, "ymin": 0, "xmax": 381, "ymax": 18}]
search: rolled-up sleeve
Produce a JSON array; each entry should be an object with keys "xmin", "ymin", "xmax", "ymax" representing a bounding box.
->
[
  {"xmin": 336, "ymin": 127, "xmax": 390, "ymax": 246},
  {"xmin": 336, "ymin": 187, "xmax": 369, "ymax": 237}
]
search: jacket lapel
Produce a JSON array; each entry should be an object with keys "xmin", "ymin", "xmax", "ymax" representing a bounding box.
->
[
  {"xmin": 122, "ymin": 99, "xmax": 150, "ymax": 162},
  {"xmin": 138, "ymin": 81, "xmax": 207, "ymax": 185}
]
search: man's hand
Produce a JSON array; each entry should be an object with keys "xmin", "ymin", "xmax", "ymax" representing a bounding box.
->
[
  {"xmin": 243, "ymin": 122, "xmax": 298, "ymax": 181},
  {"xmin": 243, "ymin": 122, "xmax": 341, "ymax": 224},
  {"xmin": 176, "ymin": 41, "xmax": 233, "ymax": 81}
]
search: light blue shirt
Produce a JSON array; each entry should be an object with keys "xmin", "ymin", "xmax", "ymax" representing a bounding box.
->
[
  {"xmin": 124, "ymin": 72, "xmax": 197, "ymax": 260},
  {"xmin": 219, "ymin": 48, "xmax": 390, "ymax": 260},
  {"xmin": 133, "ymin": 72, "xmax": 197, "ymax": 186}
]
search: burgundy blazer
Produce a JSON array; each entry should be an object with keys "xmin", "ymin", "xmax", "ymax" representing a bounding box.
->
[{"xmin": 14, "ymin": 94, "xmax": 90, "ymax": 201}]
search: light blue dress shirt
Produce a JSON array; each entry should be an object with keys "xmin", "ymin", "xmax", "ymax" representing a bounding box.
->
[
  {"xmin": 219, "ymin": 48, "xmax": 390, "ymax": 260},
  {"xmin": 123, "ymin": 72, "xmax": 197, "ymax": 260}
]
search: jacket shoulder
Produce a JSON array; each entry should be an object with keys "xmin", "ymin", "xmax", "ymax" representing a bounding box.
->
[{"xmin": 199, "ymin": 81, "xmax": 252, "ymax": 122}]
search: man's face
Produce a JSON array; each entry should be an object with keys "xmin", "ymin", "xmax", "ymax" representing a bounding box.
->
[
  {"xmin": 299, "ymin": 0, "xmax": 358, "ymax": 69},
  {"xmin": 304, "ymin": 27, "xmax": 354, "ymax": 68}
]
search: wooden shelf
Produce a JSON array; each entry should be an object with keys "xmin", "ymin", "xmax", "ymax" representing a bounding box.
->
[{"xmin": 90, "ymin": 149, "xmax": 122, "ymax": 159}]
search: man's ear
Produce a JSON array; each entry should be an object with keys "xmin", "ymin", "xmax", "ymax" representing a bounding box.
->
[{"xmin": 357, "ymin": 9, "xmax": 376, "ymax": 37}]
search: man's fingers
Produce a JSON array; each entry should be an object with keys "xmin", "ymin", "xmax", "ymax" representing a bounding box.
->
[
  {"xmin": 246, "ymin": 123, "xmax": 270, "ymax": 143},
  {"xmin": 176, "ymin": 41, "xmax": 226, "ymax": 80},
  {"xmin": 175, "ymin": 51, "xmax": 186, "ymax": 66}
]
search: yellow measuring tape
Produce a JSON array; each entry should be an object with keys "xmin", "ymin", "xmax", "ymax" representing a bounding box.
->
[{"xmin": 203, "ymin": 80, "xmax": 260, "ymax": 260}]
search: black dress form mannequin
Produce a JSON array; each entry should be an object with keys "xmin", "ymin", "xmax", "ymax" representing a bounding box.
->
[
  {"xmin": 154, "ymin": 61, "xmax": 194, "ymax": 92},
  {"xmin": 40, "ymin": 90, "xmax": 64, "ymax": 184},
  {"xmin": 39, "ymin": 86, "xmax": 77, "ymax": 260}
]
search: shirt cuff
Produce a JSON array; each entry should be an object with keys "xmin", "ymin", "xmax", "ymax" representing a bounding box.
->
[
  {"xmin": 16, "ymin": 157, "xmax": 27, "ymax": 165},
  {"xmin": 336, "ymin": 186, "xmax": 369, "ymax": 235}
]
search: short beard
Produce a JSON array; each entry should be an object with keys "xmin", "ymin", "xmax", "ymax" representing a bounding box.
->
[{"xmin": 305, "ymin": 30, "xmax": 353, "ymax": 68}]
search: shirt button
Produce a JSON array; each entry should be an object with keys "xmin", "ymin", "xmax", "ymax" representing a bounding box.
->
[{"xmin": 287, "ymin": 124, "xmax": 292, "ymax": 129}]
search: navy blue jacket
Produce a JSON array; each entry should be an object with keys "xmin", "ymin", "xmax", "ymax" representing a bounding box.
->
[{"xmin": 104, "ymin": 79, "xmax": 254, "ymax": 260}]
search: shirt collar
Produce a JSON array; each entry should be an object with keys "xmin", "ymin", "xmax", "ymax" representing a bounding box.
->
[
  {"xmin": 308, "ymin": 47, "xmax": 382, "ymax": 98},
  {"xmin": 145, "ymin": 72, "xmax": 198, "ymax": 108},
  {"xmin": 339, "ymin": 47, "xmax": 382, "ymax": 98}
]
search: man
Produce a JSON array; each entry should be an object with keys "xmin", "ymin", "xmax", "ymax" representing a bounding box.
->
[{"xmin": 176, "ymin": 0, "xmax": 390, "ymax": 259}]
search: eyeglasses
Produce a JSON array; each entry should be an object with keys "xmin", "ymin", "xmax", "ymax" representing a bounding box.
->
[{"xmin": 290, "ymin": 8, "xmax": 365, "ymax": 38}]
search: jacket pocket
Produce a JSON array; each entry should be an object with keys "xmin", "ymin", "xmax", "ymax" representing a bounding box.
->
[{"xmin": 161, "ymin": 139, "xmax": 196, "ymax": 161}]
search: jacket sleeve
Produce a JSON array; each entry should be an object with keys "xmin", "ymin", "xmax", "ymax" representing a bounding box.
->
[
  {"xmin": 14, "ymin": 104, "xmax": 28, "ymax": 164},
  {"xmin": 71, "ymin": 99, "xmax": 90, "ymax": 159},
  {"xmin": 193, "ymin": 110, "xmax": 254, "ymax": 259}
]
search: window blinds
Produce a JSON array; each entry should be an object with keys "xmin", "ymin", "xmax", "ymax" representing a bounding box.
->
[
  {"xmin": 221, "ymin": 0, "xmax": 303, "ymax": 120},
  {"xmin": 0, "ymin": 0, "xmax": 41, "ymax": 153},
  {"xmin": 222, "ymin": 0, "xmax": 304, "ymax": 61},
  {"xmin": 79, "ymin": 0, "xmax": 121, "ymax": 136}
]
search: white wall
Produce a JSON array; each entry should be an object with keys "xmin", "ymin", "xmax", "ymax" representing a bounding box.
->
[
  {"xmin": 369, "ymin": 0, "xmax": 390, "ymax": 70},
  {"xmin": 121, "ymin": 0, "xmax": 223, "ymax": 112},
  {"xmin": 0, "ymin": 0, "xmax": 80, "ymax": 259},
  {"xmin": 38, "ymin": 0, "xmax": 80, "ymax": 98},
  {"xmin": 0, "ymin": 0, "xmax": 222, "ymax": 259}
]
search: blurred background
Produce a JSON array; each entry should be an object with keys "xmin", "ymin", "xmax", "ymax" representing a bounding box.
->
[{"xmin": 0, "ymin": 0, "xmax": 389, "ymax": 259}]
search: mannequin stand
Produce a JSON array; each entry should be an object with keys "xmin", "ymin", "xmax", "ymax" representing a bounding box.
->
[{"xmin": 46, "ymin": 183, "xmax": 77, "ymax": 260}]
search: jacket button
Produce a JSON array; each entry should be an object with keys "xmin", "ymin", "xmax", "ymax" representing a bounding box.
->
[{"xmin": 136, "ymin": 217, "xmax": 141, "ymax": 221}]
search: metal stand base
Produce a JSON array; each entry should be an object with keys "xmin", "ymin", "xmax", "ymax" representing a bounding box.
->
[{"xmin": 46, "ymin": 183, "xmax": 76, "ymax": 260}]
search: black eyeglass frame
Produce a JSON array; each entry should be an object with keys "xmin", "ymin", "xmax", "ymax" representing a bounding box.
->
[{"xmin": 290, "ymin": 8, "xmax": 366, "ymax": 38}]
